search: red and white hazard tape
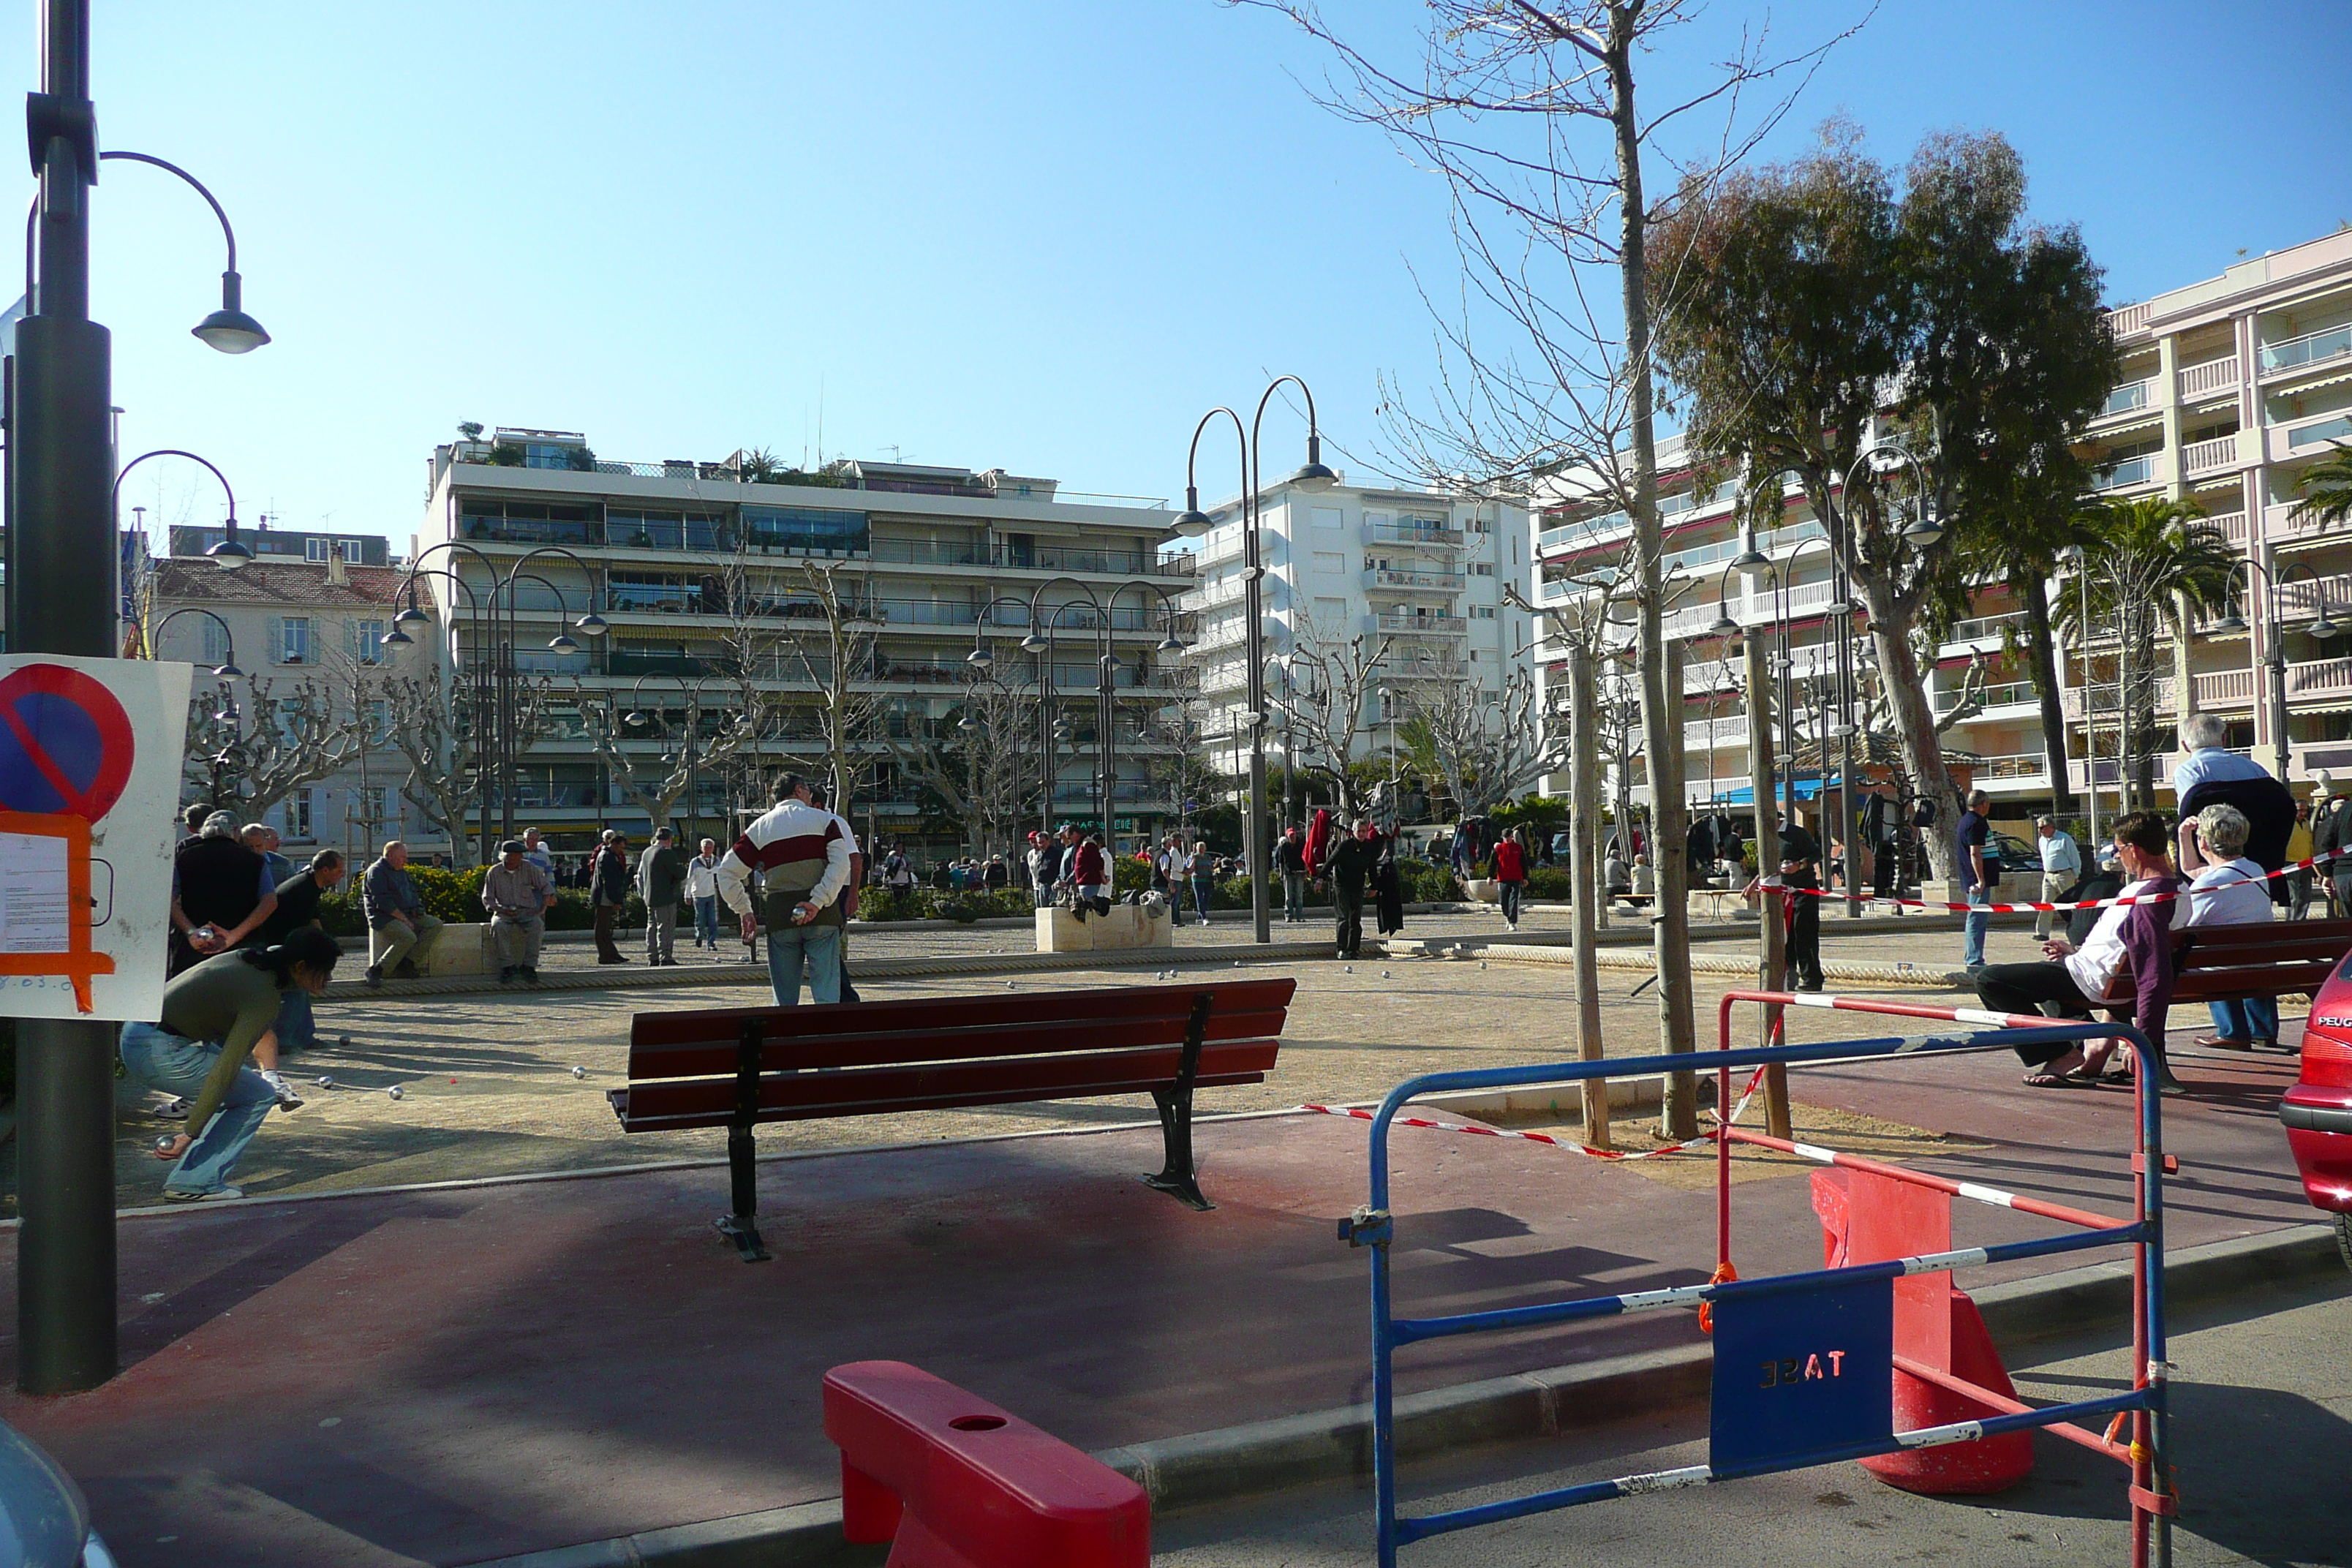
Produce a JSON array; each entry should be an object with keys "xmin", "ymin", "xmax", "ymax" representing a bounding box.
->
[
  {"xmin": 1300, "ymin": 1064, "xmax": 1770, "ymax": 1161},
  {"xmin": 1779, "ymin": 845, "xmax": 2349, "ymax": 916}
]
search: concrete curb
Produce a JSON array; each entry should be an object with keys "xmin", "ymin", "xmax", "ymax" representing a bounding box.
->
[{"xmin": 454, "ymin": 1223, "xmax": 2340, "ymax": 1567}]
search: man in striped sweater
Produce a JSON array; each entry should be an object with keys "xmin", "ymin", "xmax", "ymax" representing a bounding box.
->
[{"xmin": 716, "ymin": 773, "xmax": 853, "ymax": 1006}]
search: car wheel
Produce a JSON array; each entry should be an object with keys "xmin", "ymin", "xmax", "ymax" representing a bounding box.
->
[{"xmin": 2337, "ymin": 1211, "xmax": 2352, "ymax": 1276}]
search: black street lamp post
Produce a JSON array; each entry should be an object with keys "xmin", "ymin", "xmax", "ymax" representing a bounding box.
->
[{"xmin": 9, "ymin": 1, "xmax": 272, "ymax": 1395}]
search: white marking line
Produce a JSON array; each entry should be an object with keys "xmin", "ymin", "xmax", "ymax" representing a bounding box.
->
[
  {"xmin": 1616, "ymin": 1283, "xmax": 1714, "ymax": 1313},
  {"xmin": 1616, "ymin": 1465, "xmax": 1713, "ymax": 1494},
  {"xmin": 1790, "ymin": 1142, "xmax": 1838, "ymax": 1164},
  {"xmin": 1896, "ymin": 1420, "xmax": 1987, "ymax": 1449},
  {"xmin": 1956, "ymin": 1181, "xmax": 2018, "ymax": 1209},
  {"xmin": 1904, "ymin": 1246, "xmax": 1991, "ymax": 1274}
]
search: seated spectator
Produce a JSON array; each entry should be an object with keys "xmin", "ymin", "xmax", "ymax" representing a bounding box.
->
[
  {"xmin": 2183, "ymin": 803, "xmax": 2280, "ymax": 1051},
  {"xmin": 1969, "ymin": 812, "xmax": 2190, "ymax": 1091}
]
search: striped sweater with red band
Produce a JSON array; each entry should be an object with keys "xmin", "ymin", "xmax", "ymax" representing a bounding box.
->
[{"xmin": 715, "ymin": 798, "xmax": 852, "ymax": 921}]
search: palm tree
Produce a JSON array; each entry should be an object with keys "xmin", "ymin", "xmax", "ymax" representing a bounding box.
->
[
  {"xmin": 2291, "ymin": 441, "xmax": 2352, "ymax": 532},
  {"xmin": 2057, "ymin": 497, "xmax": 2237, "ymax": 809}
]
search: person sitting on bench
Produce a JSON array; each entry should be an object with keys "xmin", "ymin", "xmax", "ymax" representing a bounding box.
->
[
  {"xmin": 1969, "ymin": 811, "xmax": 2188, "ymax": 1090},
  {"xmin": 2182, "ymin": 802, "xmax": 2280, "ymax": 1051}
]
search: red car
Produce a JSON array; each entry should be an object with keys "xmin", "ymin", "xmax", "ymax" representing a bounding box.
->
[{"xmin": 2286, "ymin": 957, "xmax": 2352, "ymax": 1272}]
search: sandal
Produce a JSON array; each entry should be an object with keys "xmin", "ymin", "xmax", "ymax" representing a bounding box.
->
[
  {"xmin": 2193, "ymin": 1036, "xmax": 2255, "ymax": 1052},
  {"xmin": 2021, "ymin": 1070, "xmax": 2092, "ymax": 1088}
]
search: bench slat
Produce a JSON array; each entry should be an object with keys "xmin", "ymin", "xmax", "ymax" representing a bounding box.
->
[
  {"xmin": 627, "ymin": 978, "xmax": 1298, "ymax": 1050},
  {"xmin": 624, "ymin": 1004, "xmax": 1293, "ymax": 1080},
  {"xmin": 610, "ymin": 1039, "xmax": 1281, "ymax": 1131}
]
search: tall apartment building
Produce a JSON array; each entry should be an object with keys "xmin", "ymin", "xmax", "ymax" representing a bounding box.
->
[
  {"xmin": 1170, "ymin": 476, "xmax": 1532, "ymax": 806},
  {"xmin": 1531, "ymin": 225, "xmax": 2352, "ymax": 820},
  {"xmin": 409, "ymin": 429, "xmax": 1191, "ymax": 856}
]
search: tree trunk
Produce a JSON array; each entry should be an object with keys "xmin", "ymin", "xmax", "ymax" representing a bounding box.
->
[
  {"xmin": 2019, "ymin": 572, "xmax": 2076, "ymax": 816},
  {"xmin": 1862, "ymin": 575, "xmax": 1959, "ymax": 881},
  {"xmin": 1606, "ymin": 7, "xmax": 1695, "ymax": 1105}
]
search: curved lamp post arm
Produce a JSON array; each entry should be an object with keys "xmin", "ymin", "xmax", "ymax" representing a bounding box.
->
[
  {"xmin": 113, "ymin": 448, "xmax": 244, "ymax": 565},
  {"xmin": 148, "ymin": 606, "xmax": 241, "ymax": 676},
  {"xmin": 96, "ymin": 150, "xmax": 268, "ymax": 352}
]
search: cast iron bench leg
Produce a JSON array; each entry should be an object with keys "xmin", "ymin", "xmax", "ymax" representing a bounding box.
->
[
  {"xmin": 1142, "ymin": 992, "xmax": 1216, "ymax": 1211},
  {"xmin": 717, "ymin": 1017, "xmax": 772, "ymax": 1262}
]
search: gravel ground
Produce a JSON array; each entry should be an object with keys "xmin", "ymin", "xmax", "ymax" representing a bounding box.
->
[{"xmin": 14, "ymin": 913, "xmax": 2126, "ymax": 1213}]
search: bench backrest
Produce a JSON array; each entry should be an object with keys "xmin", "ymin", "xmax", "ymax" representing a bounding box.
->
[
  {"xmin": 2098, "ymin": 919, "xmax": 2352, "ymax": 1004},
  {"xmin": 625, "ymin": 977, "xmax": 1297, "ymax": 1079}
]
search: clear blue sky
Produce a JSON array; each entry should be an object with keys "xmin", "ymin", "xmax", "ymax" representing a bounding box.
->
[{"xmin": 19, "ymin": 1, "xmax": 2350, "ymax": 551}]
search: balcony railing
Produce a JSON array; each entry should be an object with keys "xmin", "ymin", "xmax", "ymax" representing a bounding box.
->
[
  {"xmin": 1942, "ymin": 609, "xmax": 2027, "ymax": 645},
  {"xmin": 1973, "ymin": 751, "xmax": 2051, "ymax": 782},
  {"xmin": 2181, "ymin": 432, "xmax": 2242, "ymax": 478},
  {"xmin": 2097, "ymin": 379, "xmax": 2153, "ymax": 418},
  {"xmin": 2178, "ymin": 356, "xmax": 2240, "ymax": 399},
  {"xmin": 1369, "ymin": 611, "xmax": 1468, "ymax": 637},
  {"xmin": 2260, "ymin": 323, "xmax": 2352, "ymax": 379},
  {"xmin": 2287, "ymin": 414, "xmax": 2352, "ymax": 452},
  {"xmin": 1363, "ymin": 519, "xmax": 1466, "ymax": 549},
  {"xmin": 2108, "ymin": 301, "xmax": 2152, "ymax": 337},
  {"xmin": 1365, "ymin": 567, "xmax": 1465, "ymax": 592},
  {"xmin": 2195, "ymin": 667, "xmax": 2256, "ymax": 706},
  {"xmin": 2089, "ymin": 454, "xmax": 2158, "ymax": 491},
  {"xmin": 2285, "ymin": 656, "xmax": 2352, "ymax": 699},
  {"xmin": 1940, "ymin": 679, "xmax": 2040, "ymax": 712}
]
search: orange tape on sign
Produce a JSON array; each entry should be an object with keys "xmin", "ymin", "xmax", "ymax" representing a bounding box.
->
[{"xmin": 0, "ymin": 810, "xmax": 113, "ymax": 1012}]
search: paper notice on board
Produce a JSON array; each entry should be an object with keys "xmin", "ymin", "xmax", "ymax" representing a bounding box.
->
[{"xmin": 0, "ymin": 831, "xmax": 70, "ymax": 954}]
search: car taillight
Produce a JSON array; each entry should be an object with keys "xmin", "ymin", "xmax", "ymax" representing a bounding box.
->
[{"xmin": 2301, "ymin": 968, "xmax": 2352, "ymax": 1090}]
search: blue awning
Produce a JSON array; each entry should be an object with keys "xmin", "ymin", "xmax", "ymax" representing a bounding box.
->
[{"xmin": 1707, "ymin": 774, "xmax": 1850, "ymax": 806}]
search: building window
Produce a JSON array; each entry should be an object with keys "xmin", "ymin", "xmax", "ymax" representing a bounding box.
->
[
  {"xmin": 199, "ymin": 617, "xmax": 230, "ymax": 666},
  {"xmin": 1311, "ymin": 596, "xmax": 1350, "ymax": 630},
  {"xmin": 1472, "ymin": 562, "xmax": 1495, "ymax": 576},
  {"xmin": 741, "ymin": 505, "xmax": 870, "ymax": 555},
  {"xmin": 1313, "ymin": 551, "xmax": 1346, "ymax": 576},
  {"xmin": 348, "ymin": 619, "xmax": 385, "ymax": 664},
  {"xmin": 287, "ymin": 788, "xmax": 314, "ymax": 842},
  {"xmin": 1311, "ymin": 507, "xmax": 1345, "ymax": 531},
  {"xmin": 1473, "ymin": 606, "xmax": 1498, "ymax": 619},
  {"xmin": 275, "ymin": 617, "xmax": 312, "ymax": 664}
]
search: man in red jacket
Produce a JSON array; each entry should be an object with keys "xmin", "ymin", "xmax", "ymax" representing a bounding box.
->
[{"xmin": 1493, "ymin": 827, "xmax": 1528, "ymax": 931}]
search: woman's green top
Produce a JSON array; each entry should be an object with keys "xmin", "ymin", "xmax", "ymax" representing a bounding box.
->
[{"xmin": 159, "ymin": 951, "xmax": 285, "ymax": 1137}]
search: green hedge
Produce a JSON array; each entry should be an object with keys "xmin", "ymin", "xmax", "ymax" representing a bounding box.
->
[
  {"xmin": 317, "ymin": 875, "xmax": 649, "ymax": 936},
  {"xmin": 855, "ymin": 886, "xmax": 1032, "ymax": 923},
  {"xmin": 1526, "ymin": 867, "xmax": 1579, "ymax": 900}
]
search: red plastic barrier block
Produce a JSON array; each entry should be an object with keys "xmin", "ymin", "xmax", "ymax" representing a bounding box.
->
[{"xmin": 823, "ymin": 1360, "xmax": 1149, "ymax": 1568}]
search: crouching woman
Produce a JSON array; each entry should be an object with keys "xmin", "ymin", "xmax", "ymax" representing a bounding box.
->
[
  {"xmin": 121, "ymin": 927, "xmax": 344, "ymax": 1201},
  {"xmin": 1967, "ymin": 812, "xmax": 2189, "ymax": 1091}
]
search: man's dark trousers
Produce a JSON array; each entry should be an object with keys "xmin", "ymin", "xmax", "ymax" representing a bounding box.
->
[
  {"xmin": 1334, "ymin": 883, "xmax": 1365, "ymax": 958},
  {"xmin": 1787, "ymin": 883, "xmax": 1823, "ymax": 989}
]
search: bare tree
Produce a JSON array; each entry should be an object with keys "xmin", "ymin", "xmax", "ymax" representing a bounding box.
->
[
  {"xmin": 1274, "ymin": 614, "xmax": 1393, "ymax": 818},
  {"xmin": 1248, "ymin": 0, "xmax": 1870, "ymax": 1125},
  {"xmin": 1403, "ymin": 651, "xmax": 1570, "ymax": 818},
  {"xmin": 572, "ymin": 682, "xmax": 758, "ymax": 842},
  {"xmin": 380, "ymin": 672, "xmax": 554, "ymax": 865},
  {"xmin": 766, "ymin": 562, "xmax": 886, "ymax": 814},
  {"xmin": 183, "ymin": 675, "xmax": 362, "ymax": 821},
  {"xmin": 881, "ymin": 676, "xmax": 1028, "ymax": 857}
]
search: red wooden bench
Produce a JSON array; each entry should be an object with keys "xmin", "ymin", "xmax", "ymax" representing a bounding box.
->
[
  {"xmin": 2097, "ymin": 919, "xmax": 2352, "ymax": 1017},
  {"xmin": 610, "ymin": 978, "xmax": 1296, "ymax": 1260}
]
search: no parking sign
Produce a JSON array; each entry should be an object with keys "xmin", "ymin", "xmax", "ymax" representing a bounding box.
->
[{"xmin": 0, "ymin": 655, "xmax": 189, "ymax": 1020}]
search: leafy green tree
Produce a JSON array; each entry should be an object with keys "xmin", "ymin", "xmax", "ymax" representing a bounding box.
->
[
  {"xmin": 2291, "ymin": 441, "xmax": 2352, "ymax": 532},
  {"xmin": 2056, "ymin": 497, "xmax": 2235, "ymax": 808},
  {"xmin": 1651, "ymin": 124, "xmax": 2112, "ymax": 875}
]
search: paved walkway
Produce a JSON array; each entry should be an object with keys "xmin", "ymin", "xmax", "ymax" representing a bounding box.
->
[{"xmin": 0, "ymin": 1016, "xmax": 2317, "ymax": 1567}]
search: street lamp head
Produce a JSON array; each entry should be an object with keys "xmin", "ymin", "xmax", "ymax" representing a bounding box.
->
[
  {"xmin": 548, "ymin": 633, "xmax": 581, "ymax": 655},
  {"xmin": 1901, "ymin": 513, "xmax": 1945, "ymax": 549},
  {"xmin": 1020, "ymin": 626, "xmax": 1050, "ymax": 653},
  {"xmin": 1825, "ymin": 598, "xmax": 1852, "ymax": 617},
  {"xmin": 395, "ymin": 600, "xmax": 431, "ymax": 627},
  {"xmin": 2209, "ymin": 611, "xmax": 2250, "ymax": 636},
  {"xmin": 625, "ymin": 710, "xmax": 649, "ymax": 728},
  {"xmin": 211, "ymin": 660, "xmax": 244, "ymax": 680},
  {"xmin": 2312, "ymin": 608, "xmax": 2342, "ymax": 641},
  {"xmin": 192, "ymin": 271, "xmax": 269, "ymax": 354},
  {"xmin": 575, "ymin": 611, "xmax": 610, "ymax": 638},
  {"xmin": 957, "ymin": 710, "xmax": 980, "ymax": 732},
  {"xmin": 206, "ymin": 523, "xmax": 253, "ymax": 570},
  {"xmin": 1290, "ymin": 432, "xmax": 1339, "ymax": 492},
  {"xmin": 1708, "ymin": 611, "xmax": 1740, "ymax": 639},
  {"xmin": 1173, "ymin": 484, "xmax": 1213, "ymax": 537},
  {"xmin": 966, "ymin": 641, "xmax": 995, "ymax": 668},
  {"xmin": 1731, "ymin": 547, "xmax": 1771, "ymax": 578},
  {"xmin": 379, "ymin": 626, "xmax": 413, "ymax": 648}
]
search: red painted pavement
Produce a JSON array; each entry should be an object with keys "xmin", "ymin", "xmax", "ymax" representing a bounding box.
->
[{"xmin": 0, "ymin": 1032, "xmax": 2313, "ymax": 1567}]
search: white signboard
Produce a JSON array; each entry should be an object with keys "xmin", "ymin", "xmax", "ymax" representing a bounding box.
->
[{"xmin": 0, "ymin": 655, "xmax": 192, "ymax": 1021}]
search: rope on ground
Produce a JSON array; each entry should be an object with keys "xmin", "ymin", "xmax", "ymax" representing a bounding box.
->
[{"xmin": 1299, "ymin": 1063, "xmax": 1769, "ymax": 1164}]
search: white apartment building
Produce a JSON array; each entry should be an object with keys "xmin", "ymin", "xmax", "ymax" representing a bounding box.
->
[
  {"xmin": 408, "ymin": 430, "xmax": 1191, "ymax": 857},
  {"xmin": 146, "ymin": 550, "xmax": 425, "ymax": 859},
  {"xmin": 1169, "ymin": 476, "xmax": 1532, "ymax": 804},
  {"xmin": 1530, "ymin": 225, "xmax": 2352, "ymax": 821}
]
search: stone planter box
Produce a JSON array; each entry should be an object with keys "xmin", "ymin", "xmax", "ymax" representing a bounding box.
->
[
  {"xmin": 415, "ymin": 921, "xmax": 494, "ymax": 977},
  {"xmin": 1034, "ymin": 904, "xmax": 1175, "ymax": 953}
]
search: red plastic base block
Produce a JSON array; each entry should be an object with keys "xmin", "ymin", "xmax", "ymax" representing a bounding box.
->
[{"xmin": 1859, "ymin": 1289, "xmax": 2034, "ymax": 1495}]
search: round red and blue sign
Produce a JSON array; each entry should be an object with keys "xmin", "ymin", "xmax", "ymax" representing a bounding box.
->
[{"xmin": 0, "ymin": 663, "xmax": 136, "ymax": 822}]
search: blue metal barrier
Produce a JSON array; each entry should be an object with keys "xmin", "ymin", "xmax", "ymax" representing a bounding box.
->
[{"xmin": 1343, "ymin": 1006, "xmax": 2172, "ymax": 1567}]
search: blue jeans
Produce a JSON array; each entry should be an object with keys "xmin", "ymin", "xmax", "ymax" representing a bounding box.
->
[
  {"xmin": 1192, "ymin": 878, "xmax": 1215, "ymax": 921},
  {"xmin": 766, "ymin": 923, "xmax": 843, "ymax": 1006},
  {"xmin": 693, "ymin": 895, "xmax": 720, "ymax": 947},
  {"xmin": 274, "ymin": 986, "xmax": 315, "ymax": 1055},
  {"xmin": 120, "ymin": 1022, "xmax": 276, "ymax": 1195},
  {"xmin": 2208, "ymin": 997, "xmax": 2279, "ymax": 1044},
  {"xmin": 1963, "ymin": 886, "xmax": 1991, "ymax": 968}
]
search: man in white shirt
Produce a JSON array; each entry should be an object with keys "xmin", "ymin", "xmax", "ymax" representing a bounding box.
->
[
  {"xmin": 685, "ymin": 837, "xmax": 724, "ymax": 952},
  {"xmin": 2032, "ymin": 815, "xmax": 2081, "ymax": 942}
]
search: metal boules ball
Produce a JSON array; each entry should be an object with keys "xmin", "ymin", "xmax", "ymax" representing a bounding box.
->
[
  {"xmin": 387, "ymin": 1085, "xmax": 404, "ymax": 1101},
  {"xmin": 316, "ymin": 1075, "xmax": 336, "ymax": 1088},
  {"xmin": 570, "ymin": 1066, "xmax": 587, "ymax": 1080},
  {"xmin": 153, "ymin": 1135, "xmax": 178, "ymax": 1153}
]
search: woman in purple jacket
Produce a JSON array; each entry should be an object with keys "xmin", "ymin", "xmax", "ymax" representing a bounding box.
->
[{"xmin": 1969, "ymin": 812, "xmax": 2190, "ymax": 1090}]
